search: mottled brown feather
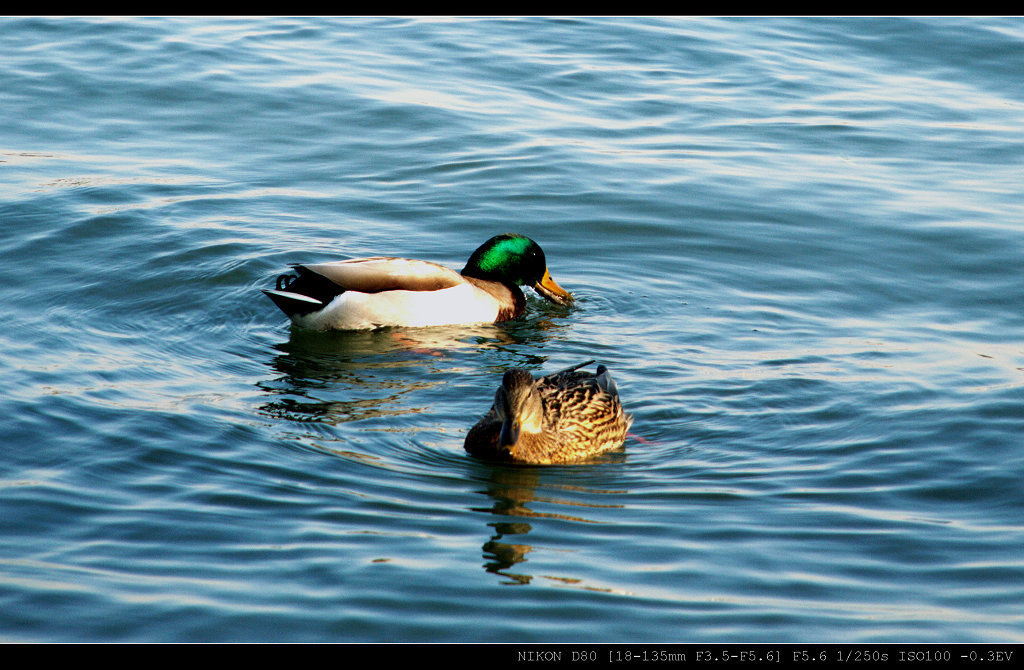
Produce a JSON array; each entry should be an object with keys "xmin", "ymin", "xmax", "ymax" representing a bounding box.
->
[{"xmin": 465, "ymin": 362, "xmax": 632, "ymax": 465}]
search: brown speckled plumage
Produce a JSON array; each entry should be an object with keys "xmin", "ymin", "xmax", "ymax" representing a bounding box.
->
[{"xmin": 464, "ymin": 361, "xmax": 632, "ymax": 465}]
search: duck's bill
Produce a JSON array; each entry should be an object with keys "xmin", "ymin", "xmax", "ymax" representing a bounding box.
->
[
  {"xmin": 533, "ymin": 269, "xmax": 574, "ymax": 306},
  {"xmin": 499, "ymin": 417, "xmax": 521, "ymax": 448}
]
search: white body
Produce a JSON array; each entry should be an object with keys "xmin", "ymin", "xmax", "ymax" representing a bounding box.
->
[{"xmin": 289, "ymin": 281, "xmax": 503, "ymax": 330}]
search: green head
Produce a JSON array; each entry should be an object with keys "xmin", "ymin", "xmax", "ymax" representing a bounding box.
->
[{"xmin": 461, "ymin": 233, "xmax": 573, "ymax": 305}]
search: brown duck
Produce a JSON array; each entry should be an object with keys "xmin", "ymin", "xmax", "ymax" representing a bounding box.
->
[{"xmin": 465, "ymin": 361, "xmax": 632, "ymax": 465}]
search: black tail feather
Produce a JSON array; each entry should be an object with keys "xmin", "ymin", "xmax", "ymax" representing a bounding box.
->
[{"xmin": 264, "ymin": 266, "xmax": 347, "ymax": 317}]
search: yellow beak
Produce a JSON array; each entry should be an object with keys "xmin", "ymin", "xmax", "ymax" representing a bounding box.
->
[{"xmin": 533, "ymin": 268, "xmax": 574, "ymax": 306}]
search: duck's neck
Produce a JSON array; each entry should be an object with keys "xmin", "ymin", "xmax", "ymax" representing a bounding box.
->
[{"xmin": 462, "ymin": 276, "xmax": 526, "ymax": 321}]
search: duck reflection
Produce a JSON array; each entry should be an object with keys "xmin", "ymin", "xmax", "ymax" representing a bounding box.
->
[
  {"xmin": 259, "ymin": 324, "xmax": 508, "ymax": 424},
  {"xmin": 258, "ymin": 308, "xmax": 573, "ymax": 427},
  {"xmin": 256, "ymin": 308, "xmax": 618, "ymax": 587},
  {"xmin": 469, "ymin": 458, "xmax": 626, "ymax": 585}
]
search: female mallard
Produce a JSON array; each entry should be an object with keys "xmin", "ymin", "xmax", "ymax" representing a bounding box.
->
[
  {"xmin": 464, "ymin": 361, "xmax": 632, "ymax": 465},
  {"xmin": 263, "ymin": 233, "xmax": 573, "ymax": 330}
]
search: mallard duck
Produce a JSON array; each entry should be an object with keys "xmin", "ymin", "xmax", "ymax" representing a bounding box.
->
[
  {"xmin": 263, "ymin": 233, "xmax": 573, "ymax": 330},
  {"xmin": 464, "ymin": 361, "xmax": 632, "ymax": 465}
]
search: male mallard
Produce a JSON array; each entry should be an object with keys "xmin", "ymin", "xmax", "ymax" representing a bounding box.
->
[
  {"xmin": 464, "ymin": 361, "xmax": 632, "ymax": 465},
  {"xmin": 263, "ymin": 233, "xmax": 573, "ymax": 330}
]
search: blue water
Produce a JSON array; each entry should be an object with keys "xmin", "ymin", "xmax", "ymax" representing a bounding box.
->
[{"xmin": 2, "ymin": 16, "xmax": 1023, "ymax": 643}]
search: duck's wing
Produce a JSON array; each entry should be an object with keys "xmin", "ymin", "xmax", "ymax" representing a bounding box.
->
[
  {"xmin": 536, "ymin": 360, "xmax": 598, "ymax": 389},
  {"xmin": 541, "ymin": 363, "xmax": 633, "ymax": 446},
  {"xmin": 301, "ymin": 257, "xmax": 466, "ymax": 293},
  {"xmin": 263, "ymin": 257, "xmax": 468, "ymax": 319},
  {"xmin": 594, "ymin": 364, "xmax": 618, "ymax": 396},
  {"xmin": 539, "ymin": 362, "xmax": 627, "ymax": 417}
]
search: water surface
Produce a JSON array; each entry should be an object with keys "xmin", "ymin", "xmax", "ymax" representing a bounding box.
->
[{"xmin": 1, "ymin": 16, "xmax": 1023, "ymax": 642}]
